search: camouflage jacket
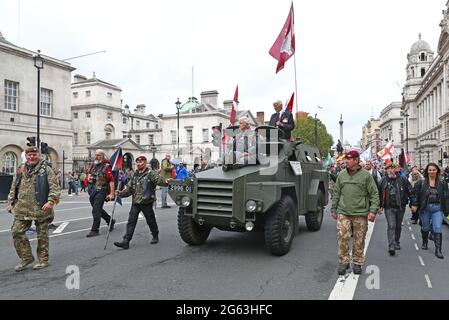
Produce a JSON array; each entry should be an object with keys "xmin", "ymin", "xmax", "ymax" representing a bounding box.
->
[
  {"xmin": 120, "ymin": 168, "xmax": 167, "ymax": 204},
  {"xmin": 161, "ymin": 158, "xmax": 173, "ymax": 179},
  {"xmin": 8, "ymin": 160, "xmax": 61, "ymax": 221},
  {"xmin": 88, "ymin": 161, "xmax": 114, "ymax": 191}
]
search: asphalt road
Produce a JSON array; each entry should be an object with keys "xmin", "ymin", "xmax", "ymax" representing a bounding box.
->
[{"xmin": 0, "ymin": 191, "xmax": 448, "ymax": 300}]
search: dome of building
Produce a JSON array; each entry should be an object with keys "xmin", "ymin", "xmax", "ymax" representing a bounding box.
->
[
  {"xmin": 410, "ymin": 33, "xmax": 433, "ymax": 55},
  {"xmin": 179, "ymin": 97, "xmax": 200, "ymax": 113}
]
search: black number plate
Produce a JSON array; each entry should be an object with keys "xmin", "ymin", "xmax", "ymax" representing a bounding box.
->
[{"xmin": 169, "ymin": 184, "xmax": 192, "ymax": 193}]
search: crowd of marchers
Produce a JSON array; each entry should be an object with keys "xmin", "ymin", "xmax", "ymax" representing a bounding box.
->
[{"xmin": 328, "ymin": 150, "xmax": 448, "ymax": 276}]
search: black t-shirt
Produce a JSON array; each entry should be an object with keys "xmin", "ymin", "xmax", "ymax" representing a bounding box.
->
[{"xmin": 428, "ymin": 186, "xmax": 440, "ymax": 204}]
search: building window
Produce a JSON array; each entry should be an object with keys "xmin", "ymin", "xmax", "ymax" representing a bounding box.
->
[
  {"xmin": 85, "ymin": 90, "xmax": 91, "ymax": 97},
  {"xmin": 86, "ymin": 132, "xmax": 91, "ymax": 144},
  {"xmin": 202, "ymin": 129, "xmax": 209, "ymax": 142},
  {"xmin": 106, "ymin": 132, "xmax": 111, "ymax": 140},
  {"xmin": 107, "ymin": 112, "xmax": 112, "ymax": 121},
  {"xmin": 171, "ymin": 130, "xmax": 177, "ymax": 144},
  {"xmin": 146, "ymin": 122, "xmax": 150, "ymax": 129},
  {"xmin": 421, "ymin": 68, "xmax": 426, "ymax": 77},
  {"xmin": 186, "ymin": 129, "xmax": 193, "ymax": 143},
  {"xmin": 4, "ymin": 80, "xmax": 19, "ymax": 111},
  {"xmin": 123, "ymin": 117, "xmax": 127, "ymax": 124},
  {"xmin": 74, "ymin": 133, "xmax": 78, "ymax": 145},
  {"xmin": 420, "ymin": 53, "xmax": 426, "ymax": 62},
  {"xmin": 123, "ymin": 134, "xmax": 128, "ymax": 139},
  {"xmin": 107, "ymin": 92, "xmax": 112, "ymax": 98},
  {"xmin": 73, "ymin": 112, "xmax": 78, "ymax": 119},
  {"xmin": 136, "ymin": 120, "xmax": 140, "ymax": 127},
  {"xmin": 135, "ymin": 135, "xmax": 140, "ymax": 145},
  {"xmin": 40, "ymin": 88, "xmax": 52, "ymax": 116},
  {"xmin": 411, "ymin": 67, "xmax": 415, "ymax": 78},
  {"xmin": 73, "ymin": 92, "xmax": 78, "ymax": 98},
  {"xmin": 148, "ymin": 134, "xmax": 154, "ymax": 145},
  {"xmin": 2, "ymin": 152, "xmax": 17, "ymax": 176},
  {"xmin": 155, "ymin": 124, "xmax": 159, "ymax": 129},
  {"xmin": 85, "ymin": 111, "xmax": 91, "ymax": 118}
]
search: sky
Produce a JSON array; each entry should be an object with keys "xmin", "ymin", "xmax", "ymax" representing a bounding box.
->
[{"xmin": 0, "ymin": 0, "xmax": 447, "ymax": 146}]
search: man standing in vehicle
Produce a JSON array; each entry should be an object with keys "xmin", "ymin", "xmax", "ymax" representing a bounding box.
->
[
  {"xmin": 268, "ymin": 100, "xmax": 295, "ymax": 140},
  {"xmin": 331, "ymin": 150, "xmax": 380, "ymax": 275}
]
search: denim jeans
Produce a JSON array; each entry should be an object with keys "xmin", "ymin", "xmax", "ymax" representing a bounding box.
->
[
  {"xmin": 420, "ymin": 204, "xmax": 443, "ymax": 234},
  {"xmin": 385, "ymin": 207, "xmax": 405, "ymax": 248}
]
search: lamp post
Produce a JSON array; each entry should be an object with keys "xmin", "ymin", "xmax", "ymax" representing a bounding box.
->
[
  {"xmin": 33, "ymin": 50, "xmax": 44, "ymax": 148},
  {"xmin": 175, "ymin": 98, "xmax": 182, "ymax": 158},
  {"xmin": 150, "ymin": 143, "xmax": 157, "ymax": 159},
  {"xmin": 401, "ymin": 111, "xmax": 409, "ymax": 155},
  {"xmin": 62, "ymin": 150, "xmax": 68, "ymax": 190}
]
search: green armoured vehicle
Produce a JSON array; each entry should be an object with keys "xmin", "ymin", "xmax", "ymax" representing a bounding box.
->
[{"xmin": 168, "ymin": 126, "xmax": 329, "ymax": 256}]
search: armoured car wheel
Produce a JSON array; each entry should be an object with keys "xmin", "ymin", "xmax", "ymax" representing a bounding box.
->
[
  {"xmin": 177, "ymin": 207, "xmax": 212, "ymax": 245},
  {"xmin": 264, "ymin": 195, "xmax": 296, "ymax": 256},
  {"xmin": 305, "ymin": 190, "xmax": 324, "ymax": 231}
]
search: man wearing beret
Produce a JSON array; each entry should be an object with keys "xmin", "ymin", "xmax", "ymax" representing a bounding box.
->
[
  {"xmin": 7, "ymin": 147, "xmax": 61, "ymax": 271},
  {"xmin": 331, "ymin": 150, "xmax": 380, "ymax": 275},
  {"xmin": 114, "ymin": 155, "xmax": 169, "ymax": 249}
]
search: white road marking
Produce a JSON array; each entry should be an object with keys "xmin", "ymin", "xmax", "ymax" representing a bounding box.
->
[
  {"xmin": 424, "ymin": 274, "xmax": 433, "ymax": 288},
  {"xmin": 411, "ymin": 234, "xmax": 416, "ymax": 240},
  {"xmin": 52, "ymin": 222, "xmax": 69, "ymax": 234},
  {"xmin": 414, "ymin": 243, "xmax": 419, "ymax": 251},
  {"xmin": 408, "ymin": 227, "xmax": 412, "ymax": 231},
  {"xmin": 328, "ymin": 220, "xmax": 376, "ymax": 300},
  {"xmin": 29, "ymin": 218, "xmax": 143, "ymax": 242},
  {"xmin": 418, "ymin": 256, "xmax": 425, "ymax": 266}
]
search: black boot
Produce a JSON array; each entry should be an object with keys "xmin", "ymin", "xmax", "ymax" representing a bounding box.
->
[
  {"xmin": 429, "ymin": 231, "xmax": 434, "ymax": 241},
  {"xmin": 434, "ymin": 233, "xmax": 444, "ymax": 259},
  {"xmin": 114, "ymin": 239, "xmax": 129, "ymax": 249},
  {"xmin": 421, "ymin": 231, "xmax": 428, "ymax": 250},
  {"xmin": 337, "ymin": 263, "xmax": 350, "ymax": 275},
  {"xmin": 150, "ymin": 235, "xmax": 159, "ymax": 245}
]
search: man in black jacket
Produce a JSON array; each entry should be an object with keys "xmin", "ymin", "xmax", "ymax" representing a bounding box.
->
[
  {"xmin": 268, "ymin": 100, "xmax": 295, "ymax": 140},
  {"xmin": 379, "ymin": 163, "xmax": 412, "ymax": 256}
]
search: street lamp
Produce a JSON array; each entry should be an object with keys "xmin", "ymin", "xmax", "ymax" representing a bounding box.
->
[
  {"xmin": 33, "ymin": 50, "xmax": 44, "ymax": 148},
  {"xmin": 175, "ymin": 98, "xmax": 182, "ymax": 158},
  {"xmin": 401, "ymin": 111, "xmax": 409, "ymax": 156},
  {"xmin": 62, "ymin": 150, "xmax": 68, "ymax": 190},
  {"xmin": 150, "ymin": 143, "xmax": 157, "ymax": 159}
]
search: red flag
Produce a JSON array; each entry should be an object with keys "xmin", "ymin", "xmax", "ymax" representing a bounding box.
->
[
  {"xmin": 269, "ymin": 3, "xmax": 295, "ymax": 74},
  {"xmin": 285, "ymin": 92, "xmax": 294, "ymax": 113},
  {"xmin": 230, "ymin": 85, "xmax": 238, "ymax": 125}
]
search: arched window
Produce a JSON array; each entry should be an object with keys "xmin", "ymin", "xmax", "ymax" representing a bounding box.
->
[
  {"xmin": 2, "ymin": 152, "xmax": 17, "ymax": 176},
  {"xmin": 421, "ymin": 68, "xmax": 426, "ymax": 77}
]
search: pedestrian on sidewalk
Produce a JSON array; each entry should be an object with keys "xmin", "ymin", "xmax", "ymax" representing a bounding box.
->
[
  {"xmin": 160, "ymin": 154, "xmax": 173, "ymax": 208},
  {"xmin": 6, "ymin": 146, "xmax": 61, "ymax": 271},
  {"xmin": 85, "ymin": 149, "xmax": 116, "ymax": 237},
  {"xmin": 379, "ymin": 163, "xmax": 412, "ymax": 256},
  {"xmin": 114, "ymin": 156, "xmax": 169, "ymax": 249},
  {"xmin": 331, "ymin": 150, "xmax": 380, "ymax": 276},
  {"xmin": 410, "ymin": 163, "xmax": 448, "ymax": 259}
]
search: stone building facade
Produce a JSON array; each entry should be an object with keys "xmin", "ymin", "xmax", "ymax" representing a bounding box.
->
[{"xmin": 379, "ymin": 102, "xmax": 404, "ymax": 151}]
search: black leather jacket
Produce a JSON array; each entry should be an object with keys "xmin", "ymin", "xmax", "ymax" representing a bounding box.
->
[
  {"xmin": 379, "ymin": 175, "xmax": 411, "ymax": 210},
  {"xmin": 410, "ymin": 178, "xmax": 449, "ymax": 215}
]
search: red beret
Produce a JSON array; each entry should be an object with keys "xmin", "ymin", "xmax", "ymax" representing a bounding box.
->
[
  {"xmin": 136, "ymin": 155, "xmax": 147, "ymax": 162},
  {"xmin": 345, "ymin": 150, "xmax": 360, "ymax": 159}
]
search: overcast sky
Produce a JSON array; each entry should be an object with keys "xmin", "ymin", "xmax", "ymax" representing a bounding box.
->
[{"xmin": 1, "ymin": 0, "xmax": 447, "ymax": 146}]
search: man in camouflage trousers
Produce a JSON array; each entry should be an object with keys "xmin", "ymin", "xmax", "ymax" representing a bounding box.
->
[
  {"xmin": 114, "ymin": 155, "xmax": 169, "ymax": 249},
  {"xmin": 6, "ymin": 147, "xmax": 61, "ymax": 272},
  {"xmin": 331, "ymin": 150, "xmax": 380, "ymax": 276}
]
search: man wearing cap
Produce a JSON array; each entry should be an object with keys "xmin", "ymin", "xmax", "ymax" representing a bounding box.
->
[
  {"xmin": 378, "ymin": 162, "xmax": 412, "ymax": 256},
  {"xmin": 114, "ymin": 155, "xmax": 169, "ymax": 249},
  {"xmin": 268, "ymin": 100, "xmax": 295, "ymax": 140},
  {"xmin": 6, "ymin": 147, "xmax": 61, "ymax": 271},
  {"xmin": 85, "ymin": 149, "xmax": 116, "ymax": 237},
  {"xmin": 331, "ymin": 150, "xmax": 380, "ymax": 275},
  {"xmin": 160, "ymin": 154, "xmax": 173, "ymax": 208}
]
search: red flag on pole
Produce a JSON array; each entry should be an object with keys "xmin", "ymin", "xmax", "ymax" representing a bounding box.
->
[
  {"xmin": 230, "ymin": 85, "xmax": 238, "ymax": 125},
  {"xmin": 269, "ymin": 3, "xmax": 295, "ymax": 74},
  {"xmin": 285, "ymin": 92, "xmax": 294, "ymax": 113}
]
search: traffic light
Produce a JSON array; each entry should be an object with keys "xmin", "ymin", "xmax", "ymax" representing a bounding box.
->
[
  {"xmin": 40, "ymin": 142, "xmax": 49, "ymax": 154},
  {"xmin": 211, "ymin": 124, "xmax": 222, "ymax": 147},
  {"xmin": 26, "ymin": 136, "xmax": 36, "ymax": 147}
]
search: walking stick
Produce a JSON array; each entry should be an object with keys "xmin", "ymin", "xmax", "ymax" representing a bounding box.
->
[{"xmin": 104, "ymin": 179, "xmax": 122, "ymax": 250}]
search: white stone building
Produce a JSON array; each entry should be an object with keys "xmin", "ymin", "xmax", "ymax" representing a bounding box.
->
[
  {"xmin": 379, "ymin": 102, "xmax": 404, "ymax": 152},
  {"xmin": 0, "ymin": 31, "xmax": 75, "ymax": 176},
  {"xmin": 401, "ymin": 2, "xmax": 449, "ymax": 167}
]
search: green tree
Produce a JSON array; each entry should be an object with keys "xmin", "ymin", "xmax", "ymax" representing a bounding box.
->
[{"xmin": 292, "ymin": 116, "xmax": 334, "ymax": 157}]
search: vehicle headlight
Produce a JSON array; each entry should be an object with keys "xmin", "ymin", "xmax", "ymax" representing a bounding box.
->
[
  {"xmin": 181, "ymin": 196, "xmax": 191, "ymax": 207},
  {"xmin": 245, "ymin": 200, "xmax": 257, "ymax": 212}
]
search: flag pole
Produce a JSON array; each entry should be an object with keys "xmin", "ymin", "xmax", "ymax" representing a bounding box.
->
[
  {"xmin": 293, "ymin": 53, "xmax": 299, "ymax": 119},
  {"xmin": 104, "ymin": 179, "xmax": 121, "ymax": 250}
]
